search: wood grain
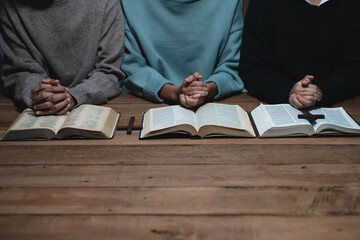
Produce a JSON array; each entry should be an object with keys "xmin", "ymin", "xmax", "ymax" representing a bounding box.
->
[
  {"xmin": 0, "ymin": 216, "xmax": 359, "ymax": 240},
  {"xmin": 0, "ymin": 144, "xmax": 359, "ymax": 164},
  {"xmin": 0, "ymin": 164, "xmax": 359, "ymax": 187},
  {"xmin": 0, "ymin": 187, "xmax": 358, "ymax": 215}
]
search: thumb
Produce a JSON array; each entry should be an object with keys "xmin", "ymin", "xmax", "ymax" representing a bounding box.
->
[
  {"xmin": 301, "ymin": 75, "xmax": 314, "ymax": 87},
  {"xmin": 194, "ymin": 72, "xmax": 203, "ymax": 80},
  {"xmin": 47, "ymin": 79, "xmax": 60, "ymax": 86},
  {"xmin": 185, "ymin": 75, "xmax": 197, "ymax": 83}
]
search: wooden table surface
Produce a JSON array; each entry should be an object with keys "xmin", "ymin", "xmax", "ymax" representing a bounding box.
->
[{"xmin": 0, "ymin": 93, "xmax": 359, "ymax": 240}]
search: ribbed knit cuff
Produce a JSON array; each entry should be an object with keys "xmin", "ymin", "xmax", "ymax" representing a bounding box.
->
[
  {"xmin": 205, "ymin": 72, "xmax": 244, "ymax": 100},
  {"xmin": 143, "ymin": 77, "xmax": 172, "ymax": 103}
]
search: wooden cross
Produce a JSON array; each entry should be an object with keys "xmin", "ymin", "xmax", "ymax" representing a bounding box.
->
[
  {"xmin": 117, "ymin": 116, "xmax": 143, "ymax": 135},
  {"xmin": 298, "ymin": 110, "xmax": 325, "ymax": 120}
]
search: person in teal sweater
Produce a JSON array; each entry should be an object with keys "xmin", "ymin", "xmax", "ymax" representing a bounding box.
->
[{"xmin": 121, "ymin": 0, "xmax": 244, "ymax": 108}]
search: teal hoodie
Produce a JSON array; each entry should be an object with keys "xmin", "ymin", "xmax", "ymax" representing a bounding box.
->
[{"xmin": 121, "ymin": 0, "xmax": 244, "ymax": 102}]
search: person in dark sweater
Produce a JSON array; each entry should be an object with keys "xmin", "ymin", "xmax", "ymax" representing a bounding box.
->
[
  {"xmin": 0, "ymin": 0, "xmax": 125, "ymax": 115},
  {"xmin": 239, "ymin": 0, "xmax": 360, "ymax": 109}
]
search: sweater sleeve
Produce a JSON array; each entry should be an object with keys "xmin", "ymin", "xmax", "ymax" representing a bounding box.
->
[
  {"xmin": 121, "ymin": 20, "xmax": 172, "ymax": 103},
  {"xmin": 204, "ymin": 1, "xmax": 244, "ymax": 100},
  {"xmin": 67, "ymin": 0, "xmax": 125, "ymax": 106},
  {"xmin": 0, "ymin": 4, "xmax": 48, "ymax": 108},
  {"xmin": 239, "ymin": 0, "xmax": 295, "ymax": 103},
  {"xmin": 314, "ymin": 3, "xmax": 360, "ymax": 106}
]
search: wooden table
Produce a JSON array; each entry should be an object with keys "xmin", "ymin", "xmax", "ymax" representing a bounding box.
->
[{"xmin": 0, "ymin": 93, "xmax": 359, "ymax": 240}]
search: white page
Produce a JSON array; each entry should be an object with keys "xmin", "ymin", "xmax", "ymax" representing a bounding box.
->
[
  {"xmin": 312, "ymin": 107, "xmax": 360, "ymax": 131},
  {"xmin": 252, "ymin": 104, "xmax": 312, "ymax": 137},
  {"xmin": 196, "ymin": 103, "xmax": 242, "ymax": 129},
  {"xmin": 150, "ymin": 105, "xmax": 196, "ymax": 131},
  {"xmin": 61, "ymin": 105, "xmax": 108, "ymax": 130},
  {"xmin": 251, "ymin": 105, "xmax": 271, "ymax": 136},
  {"xmin": 11, "ymin": 109, "xmax": 67, "ymax": 132},
  {"xmin": 262, "ymin": 104, "xmax": 310, "ymax": 127}
]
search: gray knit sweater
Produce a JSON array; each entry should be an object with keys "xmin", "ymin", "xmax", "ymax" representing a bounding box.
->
[{"xmin": 0, "ymin": 0, "xmax": 125, "ymax": 109}]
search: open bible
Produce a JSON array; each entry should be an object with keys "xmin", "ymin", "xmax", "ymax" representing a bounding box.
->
[
  {"xmin": 251, "ymin": 104, "xmax": 360, "ymax": 137},
  {"xmin": 140, "ymin": 103, "xmax": 256, "ymax": 139},
  {"xmin": 1, "ymin": 104, "xmax": 120, "ymax": 141}
]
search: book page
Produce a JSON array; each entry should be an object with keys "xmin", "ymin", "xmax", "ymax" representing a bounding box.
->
[
  {"xmin": 196, "ymin": 103, "xmax": 242, "ymax": 130},
  {"xmin": 149, "ymin": 105, "xmax": 197, "ymax": 131},
  {"xmin": 10, "ymin": 109, "xmax": 67, "ymax": 133},
  {"xmin": 251, "ymin": 105, "xmax": 271, "ymax": 137},
  {"xmin": 61, "ymin": 105, "xmax": 109, "ymax": 131},
  {"xmin": 312, "ymin": 108, "xmax": 360, "ymax": 132},
  {"xmin": 252, "ymin": 104, "xmax": 313, "ymax": 137},
  {"xmin": 261, "ymin": 104, "xmax": 310, "ymax": 127}
]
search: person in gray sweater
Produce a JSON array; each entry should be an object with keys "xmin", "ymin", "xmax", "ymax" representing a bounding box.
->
[{"xmin": 0, "ymin": 0, "xmax": 125, "ymax": 115}]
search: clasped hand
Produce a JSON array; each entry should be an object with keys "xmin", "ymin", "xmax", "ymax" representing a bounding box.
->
[
  {"xmin": 30, "ymin": 78, "xmax": 75, "ymax": 116},
  {"xmin": 289, "ymin": 75, "xmax": 322, "ymax": 109},
  {"xmin": 158, "ymin": 72, "xmax": 217, "ymax": 109},
  {"xmin": 179, "ymin": 72, "xmax": 209, "ymax": 108}
]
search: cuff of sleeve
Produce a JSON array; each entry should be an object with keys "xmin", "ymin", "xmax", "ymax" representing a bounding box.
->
[
  {"xmin": 142, "ymin": 76, "xmax": 172, "ymax": 103},
  {"xmin": 67, "ymin": 87, "xmax": 87, "ymax": 107},
  {"xmin": 316, "ymin": 84, "xmax": 344, "ymax": 107},
  {"xmin": 270, "ymin": 83, "xmax": 294, "ymax": 104},
  {"xmin": 21, "ymin": 76, "xmax": 45, "ymax": 108},
  {"xmin": 21, "ymin": 86, "xmax": 35, "ymax": 108},
  {"xmin": 205, "ymin": 72, "xmax": 244, "ymax": 100},
  {"xmin": 314, "ymin": 75, "xmax": 359, "ymax": 106}
]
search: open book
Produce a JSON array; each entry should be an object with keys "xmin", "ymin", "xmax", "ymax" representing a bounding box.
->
[
  {"xmin": 140, "ymin": 103, "xmax": 256, "ymax": 139},
  {"xmin": 1, "ymin": 104, "xmax": 120, "ymax": 141},
  {"xmin": 251, "ymin": 104, "xmax": 360, "ymax": 137}
]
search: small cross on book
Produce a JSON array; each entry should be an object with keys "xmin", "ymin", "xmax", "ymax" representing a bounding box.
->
[{"xmin": 298, "ymin": 109, "xmax": 325, "ymax": 120}]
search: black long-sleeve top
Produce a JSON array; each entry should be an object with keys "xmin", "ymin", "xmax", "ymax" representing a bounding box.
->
[{"xmin": 239, "ymin": 0, "xmax": 360, "ymax": 106}]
